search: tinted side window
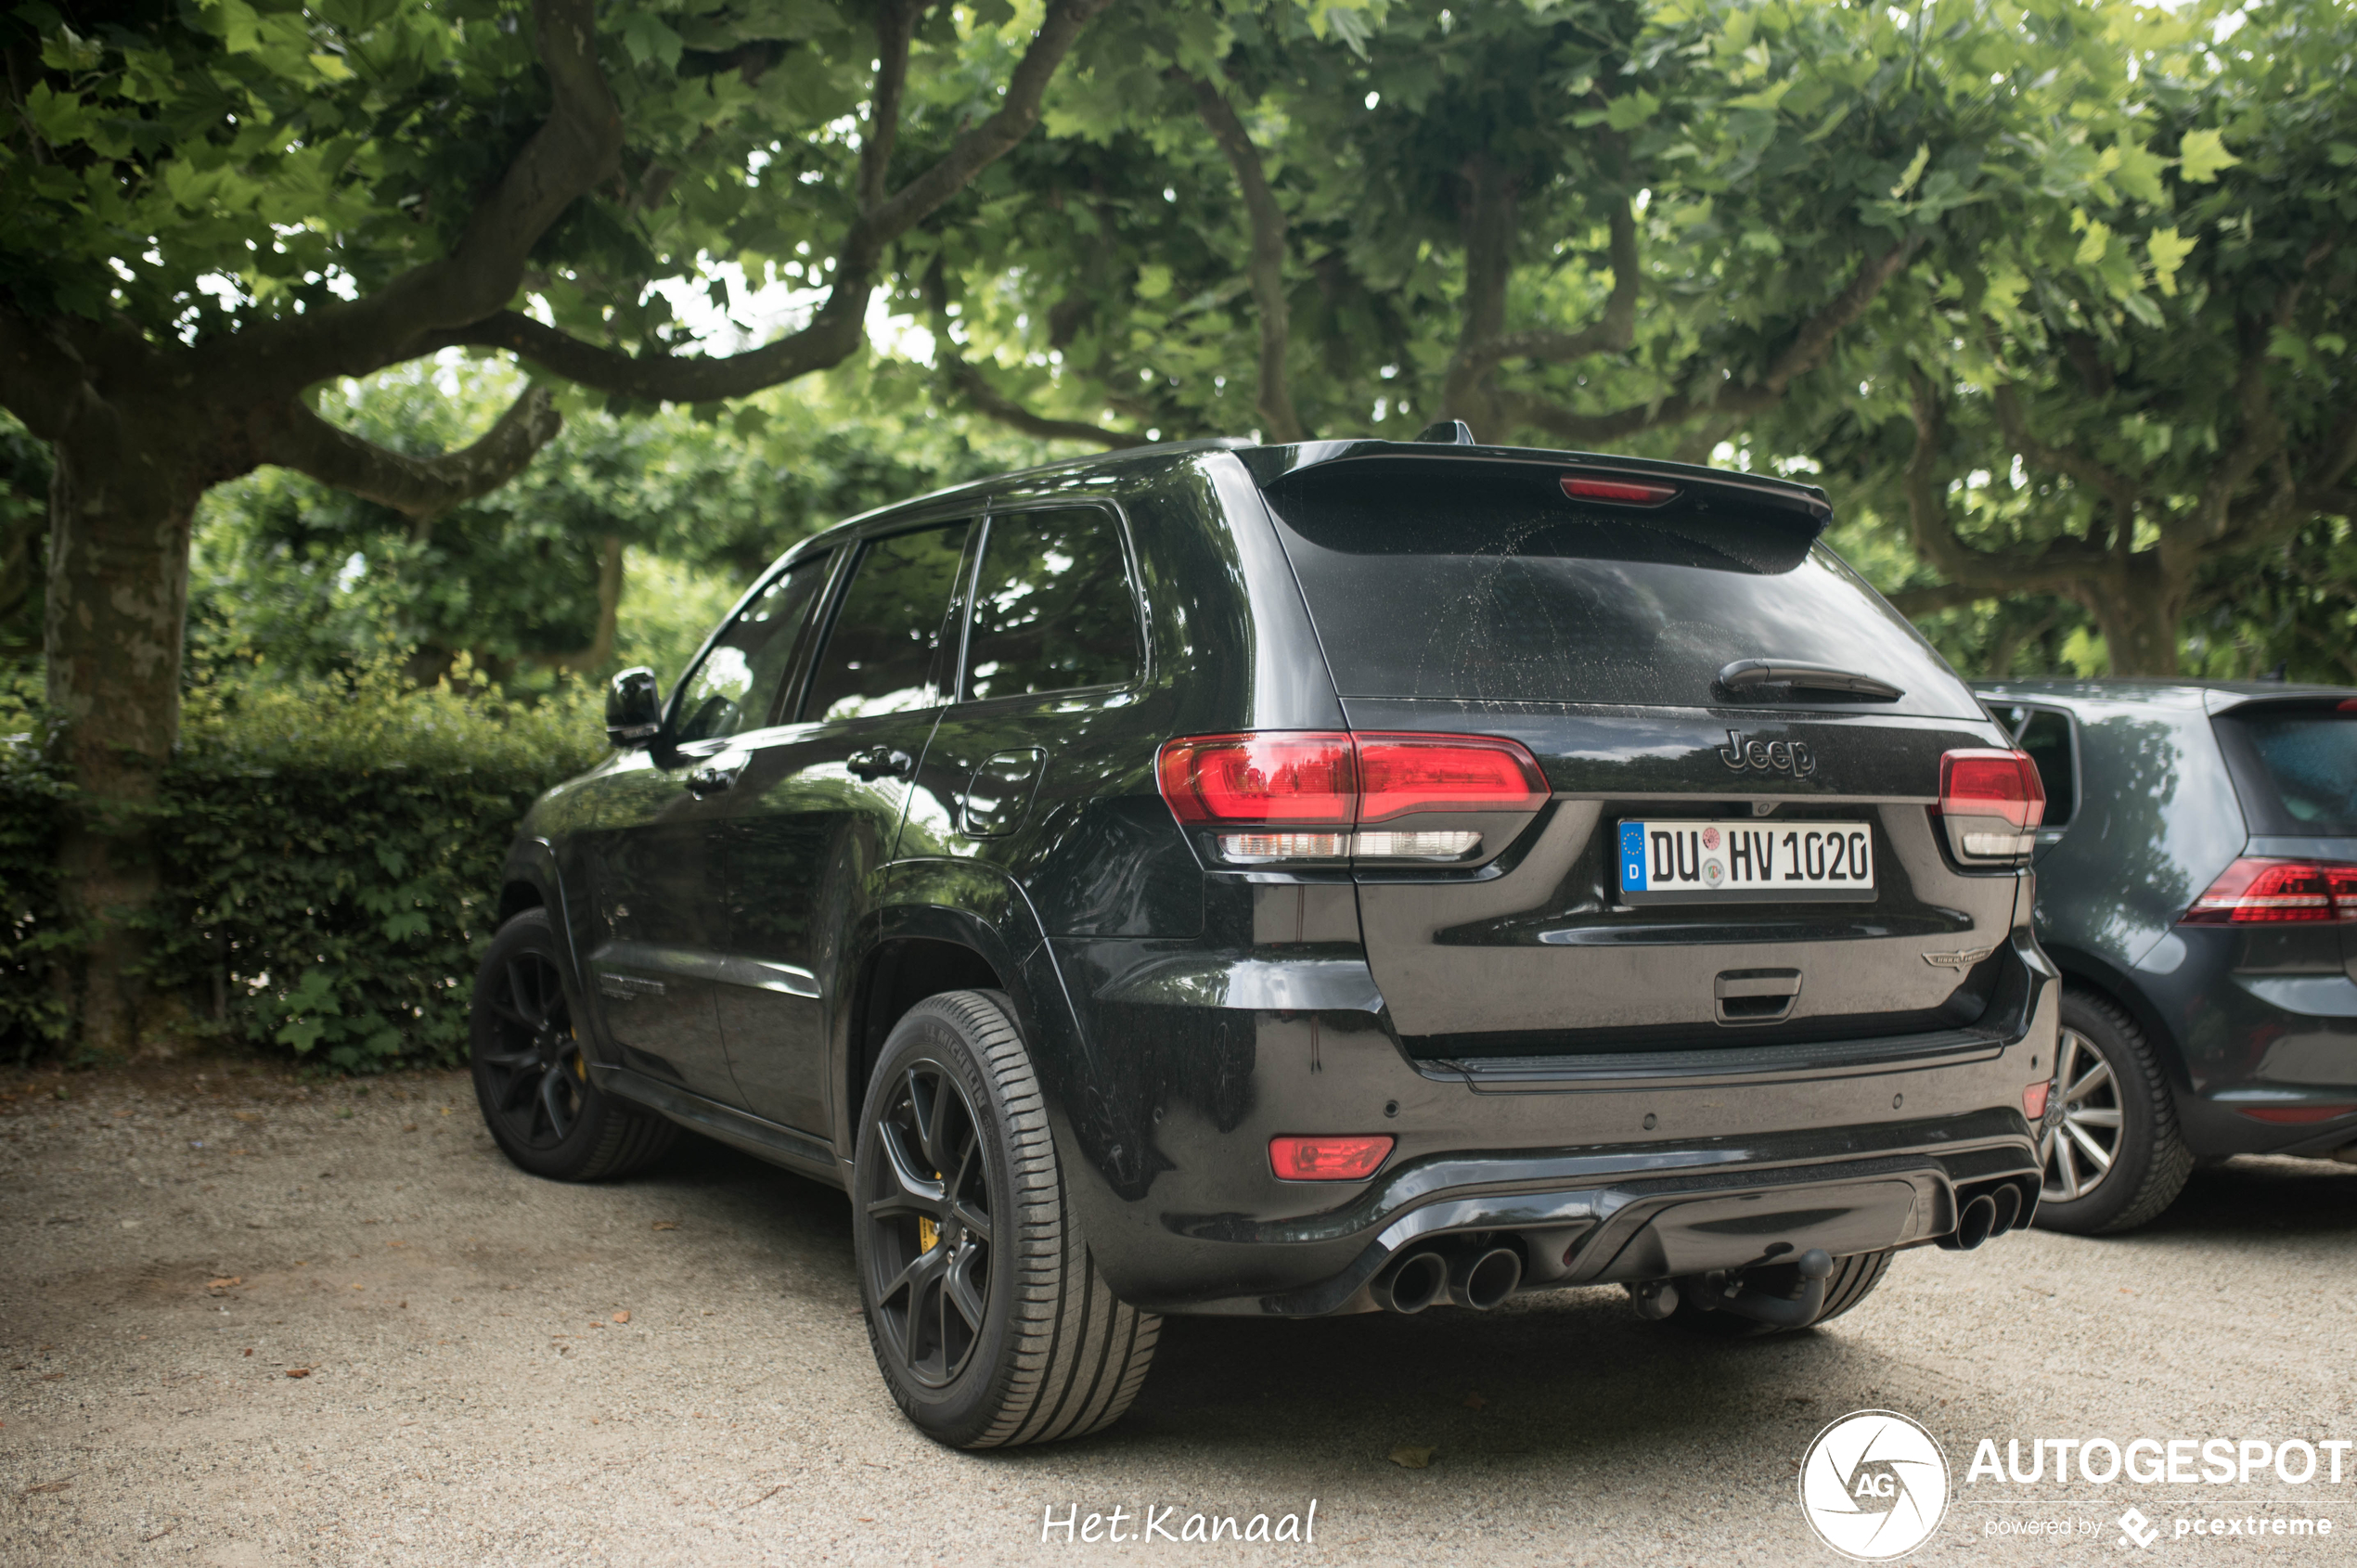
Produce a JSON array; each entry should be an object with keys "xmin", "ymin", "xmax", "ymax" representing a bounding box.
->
[
  {"xmin": 802, "ymin": 523, "xmax": 972, "ymax": 723},
  {"xmin": 2015, "ymin": 709, "xmax": 2076, "ymax": 826},
  {"xmin": 673, "ymin": 555, "xmax": 831, "ymax": 743},
  {"xmin": 965, "ymin": 508, "xmax": 1143, "ymax": 700}
]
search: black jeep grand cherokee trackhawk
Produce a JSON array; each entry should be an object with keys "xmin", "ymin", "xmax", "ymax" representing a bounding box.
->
[{"xmin": 471, "ymin": 430, "xmax": 2057, "ymax": 1447}]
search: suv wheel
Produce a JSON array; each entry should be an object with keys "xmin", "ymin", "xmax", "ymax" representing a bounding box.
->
[
  {"xmin": 2034, "ymin": 989, "xmax": 2193, "ymax": 1235},
  {"xmin": 469, "ymin": 908, "xmax": 676, "ymax": 1181},
  {"xmin": 1658, "ymin": 1249, "xmax": 1894, "ymax": 1337},
  {"xmin": 853, "ymin": 990, "xmax": 1160, "ymax": 1447}
]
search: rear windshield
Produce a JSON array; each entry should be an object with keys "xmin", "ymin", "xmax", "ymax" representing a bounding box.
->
[
  {"xmin": 2220, "ymin": 709, "xmax": 2357, "ymax": 833},
  {"xmin": 1259, "ymin": 462, "xmax": 1979, "ymax": 716}
]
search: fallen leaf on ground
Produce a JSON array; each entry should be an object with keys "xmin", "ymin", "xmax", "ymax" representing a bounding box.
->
[
  {"xmin": 1388, "ymin": 1445, "xmax": 1437, "ymax": 1470},
  {"xmin": 651, "ymin": 1220, "xmax": 678, "ymax": 1231},
  {"xmin": 232, "ymin": 1112, "xmax": 259, "ymax": 1123},
  {"xmin": 207, "ymin": 1277, "xmax": 242, "ymax": 1291},
  {"xmin": 286, "ymin": 1369, "xmax": 311, "ymax": 1379},
  {"xmin": 23, "ymin": 1480, "xmax": 70, "ymax": 1495},
  {"xmin": 612, "ymin": 1310, "xmax": 631, "ymax": 1324},
  {"xmin": 1462, "ymin": 1393, "xmax": 1488, "ymax": 1409}
]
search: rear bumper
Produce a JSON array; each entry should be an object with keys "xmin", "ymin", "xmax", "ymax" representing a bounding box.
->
[
  {"xmin": 1045, "ymin": 933, "xmax": 2055, "ymax": 1317},
  {"xmin": 1140, "ymin": 1114, "xmax": 2038, "ymax": 1317}
]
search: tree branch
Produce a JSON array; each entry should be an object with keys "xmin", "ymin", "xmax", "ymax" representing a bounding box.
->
[
  {"xmin": 1900, "ymin": 367, "xmax": 2113, "ymax": 593},
  {"xmin": 0, "ymin": 303, "xmax": 86, "ymax": 441},
  {"xmin": 1490, "ymin": 239, "xmax": 1919, "ymax": 444},
  {"xmin": 421, "ymin": 0, "xmax": 1112, "ymax": 406},
  {"xmin": 238, "ymin": 0, "xmax": 624, "ymax": 389},
  {"xmin": 1458, "ymin": 199, "xmax": 1640, "ymax": 379},
  {"xmin": 1438, "ymin": 153, "xmax": 1517, "ymax": 429},
  {"xmin": 1191, "ymin": 76, "xmax": 1305, "ymax": 442},
  {"xmin": 1885, "ymin": 582, "xmax": 2002, "ymax": 615},
  {"xmin": 943, "ymin": 354, "xmax": 1147, "ymax": 448},
  {"xmin": 260, "ymin": 384, "xmax": 562, "ymax": 519},
  {"xmin": 845, "ymin": 0, "xmax": 1114, "ymax": 276},
  {"xmin": 857, "ymin": 2, "xmax": 922, "ymax": 214}
]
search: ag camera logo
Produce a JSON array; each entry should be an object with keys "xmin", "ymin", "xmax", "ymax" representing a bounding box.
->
[{"xmin": 1799, "ymin": 1409, "xmax": 1951, "ymax": 1561}]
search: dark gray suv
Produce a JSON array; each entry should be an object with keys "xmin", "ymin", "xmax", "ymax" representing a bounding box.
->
[
  {"xmin": 471, "ymin": 434, "xmax": 2055, "ymax": 1447},
  {"xmin": 1979, "ymin": 680, "xmax": 2357, "ymax": 1233}
]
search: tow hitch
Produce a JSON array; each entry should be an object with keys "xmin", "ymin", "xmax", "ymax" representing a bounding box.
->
[{"xmin": 1626, "ymin": 1247, "xmax": 1834, "ymax": 1327}]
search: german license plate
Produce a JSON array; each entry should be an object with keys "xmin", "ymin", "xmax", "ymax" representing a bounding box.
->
[{"xmin": 1617, "ymin": 819, "xmax": 1875, "ymax": 904}]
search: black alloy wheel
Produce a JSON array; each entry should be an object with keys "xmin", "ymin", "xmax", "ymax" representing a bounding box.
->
[
  {"xmin": 478, "ymin": 945, "xmax": 588, "ymax": 1150},
  {"xmin": 860, "ymin": 1060, "xmax": 996, "ymax": 1388},
  {"xmin": 851, "ymin": 990, "xmax": 1159, "ymax": 1447},
  {"xmin": 469, "ymin": 908, "xmax": 675, "ymax": 1181}
]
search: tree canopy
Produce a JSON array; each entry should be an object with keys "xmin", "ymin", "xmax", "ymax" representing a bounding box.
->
[{"xmin": 6, "ymin": 0, "xmax": 2357, "ymax": 1053}]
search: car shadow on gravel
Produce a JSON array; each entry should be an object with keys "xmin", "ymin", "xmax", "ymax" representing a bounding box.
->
[
  {"xmin": 2125, "ymin": 1153, "xmax": 2357, "ymax": 1242},
  {"xmin": 1054, "ymin": 1287, "xmax": 1878, "ymax": 1474}
]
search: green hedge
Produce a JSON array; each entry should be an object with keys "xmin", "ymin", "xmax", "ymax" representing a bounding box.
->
[{"xmin": 1, "ymin": 666, "xmax": 603, "ymax": 1069}]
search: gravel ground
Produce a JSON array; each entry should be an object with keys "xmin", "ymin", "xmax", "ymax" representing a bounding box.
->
[{"xmin": 4, "ymin": 1060, "xmax": 2353, "ymax": 1567}]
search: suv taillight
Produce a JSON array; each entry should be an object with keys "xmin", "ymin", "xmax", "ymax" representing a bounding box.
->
[
  {"xmin": 1935, "ymin": 749, "xmax": 2045, "ymax": 866},
  {"xmin": 2182, "ymin": 858, "xmax": 2357, "ymax": 924},
  {"xmin": 1157, "ymin": 731, "xmax": 1548, "ymax": 864}
]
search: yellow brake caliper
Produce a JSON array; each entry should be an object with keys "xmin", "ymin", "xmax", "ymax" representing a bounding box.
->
[{"xmin": 918, "ymin": 1172, "xmax": 943, "ymax": 1253}]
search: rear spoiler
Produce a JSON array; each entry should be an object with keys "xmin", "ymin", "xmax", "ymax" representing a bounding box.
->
[{"xmin": 1230, "ymin": 438, "xmax": 1834, "ymax": 524}]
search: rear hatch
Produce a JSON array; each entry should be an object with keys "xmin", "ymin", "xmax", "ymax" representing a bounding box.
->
[
  {"xmin": 1251, "ymin": 449, "xmax": 2026, "ymax": 1060},
  {"xmin": 2209, "ymin": 694, "xmax": 2357, "ymax": 979}
]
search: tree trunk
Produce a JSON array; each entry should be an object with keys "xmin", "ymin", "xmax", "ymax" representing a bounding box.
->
[
  {"xmin": 2080, "ymin": 555, "xmax": 2187, "ymax": 676},
  {"xmin": 1440, "ymin": 154, "xmax": 1518, "ymax": 440},
  {"xmin": 43, "ymin": 395, "xmax": 206, "ymax": 1057}
]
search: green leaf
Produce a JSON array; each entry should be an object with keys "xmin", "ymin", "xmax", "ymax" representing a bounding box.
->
[
  {"xmin": 1726, "ymin": 80, "xmax": 1792, "ymax": 114},
  {"xmin": 1604, "ymin": 90, "xmax": 1661, "ymax": 133},
  {"xmin": 1134, "ymin": 263, "xmax": 1173, "ymax": 302},
  {"xmin": 2145, "ymin": 226, "xmax": 2195, "ymax": 297},
  {"xmin": 620, "ymin": 13, "xmax": 685, "ymax": 71},
  {"xmin": 2175, "ymin": 129, "xmax": 2239, "ymax": 184},
  {"xmin": 1889, "ymin": 144, "xmax": 1930, "ymax": 200},
  {"xmin": 2106, "ymin": 140, "xmax": 2168, "ymax": 206}
]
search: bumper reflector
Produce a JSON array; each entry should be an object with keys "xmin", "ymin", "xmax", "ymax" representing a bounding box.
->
[
  {"xmin": 1269, "ymin": 1135, "xmax": 1395, "ymax": 1181},
  {"xmin": 2234, "ymin": 1104, "xmax": 2357, "ymax": 1125},
  {"xmin": 2022, "ymin": 1081, "xmax": 2050, "ymax": 1121}
]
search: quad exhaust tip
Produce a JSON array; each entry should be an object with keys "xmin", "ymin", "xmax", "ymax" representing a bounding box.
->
[
  {"xmin": 1448, "ymin": 1246, "xmax": 1523, "ymax": 1311},
  {"xmin": 1374, "ymin": 1250, "xmax": 1449, "ymax": 1315},
  {"xmin": 1374, "ymin": 1243, "xmax": 1524, "ymax": 1314}
]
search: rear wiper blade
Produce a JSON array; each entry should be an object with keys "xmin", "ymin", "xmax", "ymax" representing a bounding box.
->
[{"xmin": 1717, "ymin": 659, "xmax": 1904, "ymax": 700}]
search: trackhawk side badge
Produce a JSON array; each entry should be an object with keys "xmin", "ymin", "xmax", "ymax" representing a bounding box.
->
[
  {"xmin": 1922, "ymin": 946, "xmax": 1996, "ymax": 971},
  {"xmin": 1719, "ymin": 729, "xmax": 1816, "ymax": 778}
]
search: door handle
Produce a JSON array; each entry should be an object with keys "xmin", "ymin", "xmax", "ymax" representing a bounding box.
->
[
  {"xmin": 685, "ymin": 762, "xmax": 743, "ymax": 796},
  {"xmin": 846, "ymin": 747, "xmax": 914, "ymax": 781}
]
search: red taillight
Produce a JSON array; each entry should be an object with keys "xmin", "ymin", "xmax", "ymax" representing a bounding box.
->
[
  {"xmin": 1355, "ymin": 734, "xmax": 1551, "ymax": 821},
  {"xmin": 1561, "ymin": 475, "xmax": 1678, "ymax": 506},
  {"xmin": 1269, "ymin": 1135, "xmax": 1395, "ymax": 1181},
  {"xmin": 1156, "ymin": 732, "xmax": 1357, "ymax": 825},
  {"xmin": 1936, "ymin": 748, "xmax": 2046, "ymax": 864},
  {"xmin": 1157, "ymin": 731, "xmax": 1549, "ymax": 862},
  {"xmin": 1940, "ymin": 750, "xmax": 2046, "ymax": 828},
  {"xmin": 2183, "ymin": 858, "xmax": 2357, "ymax": 924}
]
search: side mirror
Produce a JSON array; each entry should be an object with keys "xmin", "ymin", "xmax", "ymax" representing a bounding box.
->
[{"xmin": 606, "ymin": 667, "xmax": 663, "ymax": 749}]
